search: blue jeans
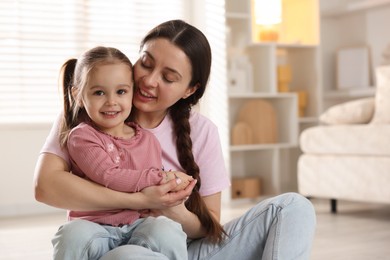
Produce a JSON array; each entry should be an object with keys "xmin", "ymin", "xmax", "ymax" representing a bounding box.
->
[
  {"xmin": 100, "ymin": 193, "xmax": 316, "ymax": 260},
  {"xmin": 52, "ymin": 216, "xmax": 187, "ymax": 260}
]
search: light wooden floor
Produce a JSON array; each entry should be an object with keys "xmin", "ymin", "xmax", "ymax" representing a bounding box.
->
[{"xmin": 1, "ymin": 199, "xmax": 389, "ymax": 260}]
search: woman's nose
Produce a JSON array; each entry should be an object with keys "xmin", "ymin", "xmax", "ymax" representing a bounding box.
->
[{"xmin": 143, "ymin": 70, "xmax": 159, "ymax": 88}]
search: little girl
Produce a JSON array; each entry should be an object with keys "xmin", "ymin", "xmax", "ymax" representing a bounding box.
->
[{"xmin": 52, "ymin": 46, "xmax": 192, "ymax": 260}]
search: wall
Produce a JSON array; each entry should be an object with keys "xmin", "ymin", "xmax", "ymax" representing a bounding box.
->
[
  {"xmin": 0, "ymin": 0, "xmax": 229, "ymax": 217},
  {"xmin": 0, "ymin": 123, "xmax": 64, "ymax": 217}
]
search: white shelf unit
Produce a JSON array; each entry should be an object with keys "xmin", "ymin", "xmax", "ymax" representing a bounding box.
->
[
  {"xmin": 320, "ymin": 0, "xmax": 390, "ymax": 109},
  {"xmin": 226, "ymin": 0, "xmax": 321, "ymax": 198}
]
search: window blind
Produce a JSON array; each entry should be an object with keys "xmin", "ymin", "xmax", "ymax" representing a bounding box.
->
[{"xmin": 0, "ymin": 0, "xmax": 185, "ymax": 123}]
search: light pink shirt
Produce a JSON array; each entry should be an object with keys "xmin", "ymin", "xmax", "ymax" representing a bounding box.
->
[{"xmin": 41, "ymin": 111, "xmax": 231, "ymax": 197}]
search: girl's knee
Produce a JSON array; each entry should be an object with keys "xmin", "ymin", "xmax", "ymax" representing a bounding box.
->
[
  {"xmin": 53, "ymin": 219, "xmax": 109, "ymax": 250},
  {"xmin": 52, "ymin": 219, "xmax": 112, "ymax": 260},
  {"xmin": 53, "ymin": 219, "xmax": 100, "ymax": 244},
  {"xmin": 131, "ymin": 216, "xmax": 186, "ymax": 248}
]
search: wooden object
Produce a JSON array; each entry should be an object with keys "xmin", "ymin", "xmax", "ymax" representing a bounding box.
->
[
  {"xmin": 231, "ymin": 122, "xmax": 253, "ymax": 145},
  {"xmin": 277, "ymin": 65, "xmax": 292, "ymax": 92},
  {"xmin": 235, "ymin": 100, "xmax": 278, "ymax": 144},
  {"xmin": 232, "ymin": 177, "xmax": 262, "ymax": 199},
  {"xmin": 296, "ymin": 90, "xmax": 308, "ymax": 117}
]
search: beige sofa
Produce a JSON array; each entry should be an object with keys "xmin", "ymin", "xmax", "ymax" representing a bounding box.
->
[{"xmin": 298, "ymin": 66, "xmax": 390, "ymax": 212}]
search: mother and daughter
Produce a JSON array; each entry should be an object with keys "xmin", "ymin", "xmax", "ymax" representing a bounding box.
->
[{"xmin": 34, "ymin": 19, "xmax": 316, "ymax": 259}]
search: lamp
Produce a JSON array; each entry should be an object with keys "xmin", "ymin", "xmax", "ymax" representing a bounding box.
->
[{"xmin": 254, "ymin": 0, "xmax": 282, "ymax": 42}]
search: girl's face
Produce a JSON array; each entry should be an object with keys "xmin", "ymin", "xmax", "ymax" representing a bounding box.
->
[
  {"xmin": 133, "ymin": 38, "xmax": 197, "ymax": 120},
  {"xmin": 80, "ymin": 62, "xmax": 133, "ymax": 135}
]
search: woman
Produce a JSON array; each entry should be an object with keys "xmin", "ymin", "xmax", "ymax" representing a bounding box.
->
[{"xmin": 34, "ymin": 20, "xmax": 316, "ymax": 259}]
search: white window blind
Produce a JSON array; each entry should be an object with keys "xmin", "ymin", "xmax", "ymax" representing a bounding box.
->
[{"xmin": 0, "ymin": 0, "xmax": 185, "ymax": 123}]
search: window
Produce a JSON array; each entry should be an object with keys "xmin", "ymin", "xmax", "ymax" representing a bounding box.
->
[{"xmin": 0, "ymin": 0, "xmax": 186, "ymax": 123}]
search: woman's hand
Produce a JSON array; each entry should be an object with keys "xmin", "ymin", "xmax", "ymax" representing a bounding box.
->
[
  {"xmin": 139, "ymin": 194, "xmax": 207, "ymax": 240},
  {"xmin": 139, "ymin": 202, "xmax": 187, "ymax": 219},
  {"xmin": 140, "ymin": 178, "xmax": 196, "ymax": 209}
]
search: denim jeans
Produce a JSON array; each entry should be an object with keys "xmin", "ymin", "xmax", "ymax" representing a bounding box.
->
[
  {"xmin": 100, "ymin": 193, "xmax": 316, "ymax": 260},
  {"xmin": 52, "ymin": 216, "xmax": 187, "ymax": 260}
]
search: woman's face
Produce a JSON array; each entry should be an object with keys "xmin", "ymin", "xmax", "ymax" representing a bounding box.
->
[{"xmin": 133, "ymin": 38, "xmax": 197, "ymax": 117}]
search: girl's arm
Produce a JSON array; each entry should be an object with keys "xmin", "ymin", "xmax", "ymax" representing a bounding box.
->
[
  {"xmin": 33, "ymin": 153, "xmax": 195, "ymax": 211},
  {"xmin": 68, "ymin": 126, "xmax": 192, "ymax": 193}
]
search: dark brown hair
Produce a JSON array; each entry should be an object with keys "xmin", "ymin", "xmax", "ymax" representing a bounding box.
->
[
  {"xmin": 59, "ymin": 46, "xmax": 132, "ymax": 147},
  {"xmin": 140, "ymin": 20, "xmax": 225, "ymax": 243}
]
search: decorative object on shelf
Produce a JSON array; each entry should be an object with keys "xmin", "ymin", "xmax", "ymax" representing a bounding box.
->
[
  {"xmin": 277, "ymin": 48, "xmax": 291, "ymax": 92},
  {"xmin": 336, "ymin": 46, "xmax": 371, "ymax": 90},
  {"xmin": 232, "ymin": 99, "xmax": 278, "ymax": 145},
  {"xmin": 275, "ymin": 48, "xmax": 308, "ymax": 117},
  {"xmin": 232, "ymin": 177, "xmax": 262, "ymax": 199},
  {"xmin": 254, "ymin": 0, "xmax": 282, "ymax": 42},
  {"xmin": 231, "ymin": 122, "xmax": 253, "ymax": 145},
  {"xmin": 296, "ymin": 90, "xmax": 308, "ymax": 117},
  {"xmin": 277, "ymin": 65, "xmax": 292, "ymax": 92},
  {"xmin": 228, "ymin": 55, "xmax": 253, "ymax": 93}
]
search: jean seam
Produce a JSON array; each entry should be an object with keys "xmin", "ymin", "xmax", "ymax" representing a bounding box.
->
[
  {"xmin": 271, "ymin": 194, "xmax": 295, "ymax": 260},
  {"xmin": 202, "ymin": 205, "xmax": 274, "ymax": 260},
  {"xmin": 271, "ymin": 209, "xmax": 282, "ymax": 260},
  {"xmin": 80, "ymin": 231, "xmax": 120, "ymax": 259},
  {"xmin": 129, "ymin": 232, "xmax": 155, "ymax": 249}
]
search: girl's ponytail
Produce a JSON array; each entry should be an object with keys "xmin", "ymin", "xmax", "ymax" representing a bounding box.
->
[{"xmin": 59, "ymin": 58, "xmax": 78, "ymax": 147}]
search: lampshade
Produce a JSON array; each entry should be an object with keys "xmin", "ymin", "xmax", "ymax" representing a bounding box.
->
[{"xmin": 255, "ymin": 0, "xmax": 282, "ymax": 25}]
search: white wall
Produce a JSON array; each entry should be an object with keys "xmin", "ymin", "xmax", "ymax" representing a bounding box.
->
[
  {"xmin": 0, "ymin": 0, "xmax": 229, "ymax": 217},
  {"xmin": 0, "ymin": 124, "xmax": 63, "ymax": 217}
]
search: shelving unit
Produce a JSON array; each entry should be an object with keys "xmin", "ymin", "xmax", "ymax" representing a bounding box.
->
[
  {"xmin": 225, "ymin": 0, "xmax": 390, "ymax": 200},
  {"xmin": 320, "ymin": 0, "xmax": 390, "ymax": 109},
  {"xmin": 226, "ymin": 0, "xmax": 321, "ymax": 199}
]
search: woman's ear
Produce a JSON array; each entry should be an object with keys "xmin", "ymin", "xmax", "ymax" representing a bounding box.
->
[{"xmin": 182, "ymin": 83, "xmax": 199, "ymax": 99}]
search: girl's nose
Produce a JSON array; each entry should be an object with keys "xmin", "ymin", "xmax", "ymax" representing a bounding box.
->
[{"xmin": 105, "ymin": 94, "xmax": 117, "ymax": 106}]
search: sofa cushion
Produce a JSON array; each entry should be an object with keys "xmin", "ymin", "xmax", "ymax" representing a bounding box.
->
[
  {"xmin": 319, "ymin": 97, "xmax": 375, "ymax": 125},
  {"xmin": 300, "ymin": 125, "xmax": 390, "ymax": 156},
  {"xmin": 298, "ymin": 154, "xmax": 390, "ymax": 204},
  {"xmin": 371, "ymin": 66, "xmax": 390, "ymax": 124}
]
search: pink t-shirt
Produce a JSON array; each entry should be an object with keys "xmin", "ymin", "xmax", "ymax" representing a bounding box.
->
[{"xmin": 41, "ymin": 111, "xmax": 231, "ymax": 196}]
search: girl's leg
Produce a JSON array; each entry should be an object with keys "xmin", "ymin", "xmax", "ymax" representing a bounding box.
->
[
  {"xmin": 188, "ymin": 192, "xmax": 316, "ymax": 260},
  {"xmin": 100, "ymin": 245, "xmax": 169, "ymax": 260},
  {"xmin": 52, "ymin": 219, "xmax": 125, "ymax": 260},
  {"xmin": 128, "ymin": 216, "xmax": 188, "ymax": 260}
]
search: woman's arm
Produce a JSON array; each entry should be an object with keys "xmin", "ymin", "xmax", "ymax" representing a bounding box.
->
[
  {"xmin": 140, "ymin": 191, "xmax": 221, "ymax": 239},
  {"xmin": 34, "ymin": 153, "xmax": 195, "ymax": 211}
]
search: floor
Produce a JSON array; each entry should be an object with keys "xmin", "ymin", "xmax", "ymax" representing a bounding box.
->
[{"xmin": 1, "ymin": 199, "xmax": 389, "ymax": 260}]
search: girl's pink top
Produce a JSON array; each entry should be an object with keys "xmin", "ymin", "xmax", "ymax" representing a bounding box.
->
[
  {"xmin": 40, "ymin": 111, "xmax": 231, "ymax": 209},
  {"xmin": 68, "ymin": 122, "xmax": 163, "ymax": 226}
]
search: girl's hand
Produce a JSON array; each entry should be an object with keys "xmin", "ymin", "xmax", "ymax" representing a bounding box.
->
[
  {"xmin": 140, "ymin": 178, "xmax": 196, "ymax": 209},
  {"xmin": 161, "ymin": 171, "xmax": 193, "ymax": 191}
]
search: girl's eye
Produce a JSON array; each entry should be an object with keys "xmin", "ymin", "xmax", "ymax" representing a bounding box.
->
[
  {"xmin": 117, "ymin": 89, "xmax": 126, "ymax": 95},
  {"xmin": 93, "ymin": 90, "xmax": 104, "ymax": 96}
]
